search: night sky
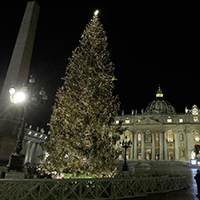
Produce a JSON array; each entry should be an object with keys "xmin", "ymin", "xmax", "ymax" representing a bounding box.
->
[{"xmin": 0, "ymin": 1, "xmax": 199, "ymax": 129}]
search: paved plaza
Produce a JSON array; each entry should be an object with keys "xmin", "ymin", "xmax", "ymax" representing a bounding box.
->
[{"xmin": 127, "ymin": 165, "xmax": 199, "ymax": 200}]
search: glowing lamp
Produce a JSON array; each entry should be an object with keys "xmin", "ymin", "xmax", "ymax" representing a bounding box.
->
[
  {"xmin": 190, "ymin": 159, "xmax": 198, "ymax": 166},
  {"xmin": 13, "ymin": 92, "xmax": 25, "ymax": 103},
  {"xmin": 9, "ymin": 87, "xmax": 16, "ymax": 95},
  {"xmin": 94, "ymin": 10, "xmax": 99, "ymax": 16}
]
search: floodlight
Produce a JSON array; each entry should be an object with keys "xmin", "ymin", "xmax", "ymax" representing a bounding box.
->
[{"xmin": 13, "ymin": 92, "xmax": 25, "ymax": 103}]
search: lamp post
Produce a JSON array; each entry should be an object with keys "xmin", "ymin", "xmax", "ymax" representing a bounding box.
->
[
  {"xmin": 120, "ymin": 136, "xmax": 132, "ymax": 171},
  {"xmin": 7, "ymin": 76, "xmax": 48, "ymax": 171}
]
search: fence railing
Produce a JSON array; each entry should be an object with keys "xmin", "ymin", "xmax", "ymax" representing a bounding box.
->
[{"xmin": 0, "ymin": 176, "xmax": 189, "ymax": 200}]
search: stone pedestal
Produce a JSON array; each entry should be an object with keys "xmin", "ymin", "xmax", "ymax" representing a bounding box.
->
[
  {"xmin": 7, "ymin": 153, "xmax": 24, "ymax": 172},
  {"xmin": 0, "ymin": 118, "xmax": 20, "ymax": 165}
]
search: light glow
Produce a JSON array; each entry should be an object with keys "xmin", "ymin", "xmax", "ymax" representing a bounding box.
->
[
  {"xmin": 190, "ymin": 159, "xmax": 198, "ymax": 166},
  {"xmin": 9, "ymin": 87, "xmax": 15, "ymax": 95},
  {"xmin": 13, "ymin": 92, "xmax": 25, "ymax": 103},
  {"xmin": 94, "ymin": 10, "xmax": 99, "ymax": 16}
]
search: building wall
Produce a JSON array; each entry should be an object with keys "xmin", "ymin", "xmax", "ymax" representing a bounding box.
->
[
  {"xmin": 22, "ymin": 129, "xmax": 47, "ymax": 166},
  {"xmin": 115, "ymin": 111, "xmax": 200, "ymax": 163}
]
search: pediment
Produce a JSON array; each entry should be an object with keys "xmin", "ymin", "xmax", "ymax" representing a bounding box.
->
[{"xmin": 136, "ymin": 118, "xmax": 162, "ymax": 125}]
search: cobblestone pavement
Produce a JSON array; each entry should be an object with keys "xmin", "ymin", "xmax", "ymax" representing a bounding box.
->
[{"xmin": 126, "ymin": 165, "xmax": 199, "ymax": 200}]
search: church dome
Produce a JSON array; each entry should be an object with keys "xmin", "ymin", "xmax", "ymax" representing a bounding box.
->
[{"xmin": 145, "ymin": 87, "xmax": 176, "ymax": 115}]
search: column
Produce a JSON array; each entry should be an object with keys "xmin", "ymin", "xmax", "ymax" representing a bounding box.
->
[
  {"xmin": 141, "ymin": 132, "xmax": 145, "ymax": 160},
  {"xmin": 24, "ymin": 141, "xmax": 32, "ymax": 164},
  {"xmin": 119, "ymin": 134, "xmax": 124, "ymax": 160},
  {"xmin": 185, "ymin": 128, "xmax": 192, "ymax": 161},
  {"xmin": 28, "ymin": 142, "xmax": 36, "ymax": 164},
  {"xmin": 38, "ymin": 143, "xmax": 44, "ymax": 163},
  {"xmin": 134, "ymin": 132, "xmax": 137, "ymax": 160},
  {"xmin": 164, "ymin": 132, "xmax": 168, "ymax": 160},
  {"xmin": 159, "ymin": 131, "xmax": 164, "ymax": 160},
  {"xmin": 34, "ymin": 143, "xmax": 42, "ymax": 164},
  {"xmin": 151, "ymin": 133, "xmax": 155, "ymax": 160},
  {"xmin": 174, "ymin": 130, "xmax": 179, "ymax": 161},
  {"xmin": 130, "ymin": 131, "xmax": 134, "ymax": 159},
  {"xmin": 32, "ymin": 143, "xmax": 39, "ymax": 164}
]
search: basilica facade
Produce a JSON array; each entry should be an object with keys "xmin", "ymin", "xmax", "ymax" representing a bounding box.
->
[{"xmin": 115, "ymin": 87, "xmax": 200, "ymax": 164}]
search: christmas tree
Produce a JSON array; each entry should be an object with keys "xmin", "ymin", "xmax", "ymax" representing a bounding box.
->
[{"xmin": 41, "ymin": 10, "xmax": 122, "ymax": 177}]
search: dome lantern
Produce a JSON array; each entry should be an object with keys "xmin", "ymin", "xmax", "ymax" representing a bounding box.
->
[
  {"xmin": 156, "ymin": 87, "xmax": 163, "ymax": 98},
  {"xmin": 145, "ymin": 87, "xmax": 176, "ymax": 115}
]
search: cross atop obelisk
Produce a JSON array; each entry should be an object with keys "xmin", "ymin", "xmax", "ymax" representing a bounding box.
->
[{"xmin": 0, "ymin": 1, "xmax": 40, "ymax": 110}]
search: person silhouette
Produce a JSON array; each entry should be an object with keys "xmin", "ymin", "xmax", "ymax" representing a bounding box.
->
[
  {"xmin": 194, "ymin": 169, "xmax": 200, "ymax": 197},
  {"xmin": 1, "ymin": 171, "xmax": 5, "ymax": 178}
]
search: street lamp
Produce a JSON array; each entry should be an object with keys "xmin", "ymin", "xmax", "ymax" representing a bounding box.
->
[
  {"xmin": 7, "ymin": 76, "xmax": 48, "ymax": 171},
  {"xmin": 120, "ymin": 136, "xmax": 132, "ymax": 171}
]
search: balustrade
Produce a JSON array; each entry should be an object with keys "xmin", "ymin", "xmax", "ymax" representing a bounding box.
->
[{"xmin": 0, "ymin": 176, "xmax": 189, "ymax": 200}]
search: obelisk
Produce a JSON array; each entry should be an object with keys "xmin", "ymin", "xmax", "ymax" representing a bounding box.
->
[{"xmin": 0, "ymin": 1, "xmax": 40, "ymax": 165}]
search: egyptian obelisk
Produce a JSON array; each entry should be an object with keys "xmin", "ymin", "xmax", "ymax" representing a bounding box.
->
[{"xmin": 0, "ymin": 1, "xmax": 40, "ymax": 165}]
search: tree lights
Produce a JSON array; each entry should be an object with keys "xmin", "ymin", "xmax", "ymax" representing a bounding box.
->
[{"xmin": 41, "ymin": 10, "xmax": 121, "ymax": 177}]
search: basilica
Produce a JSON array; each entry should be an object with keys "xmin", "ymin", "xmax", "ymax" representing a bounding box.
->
[{"xmin": 115, "ymin": 87, "xmax": 200, "ymax": 164}]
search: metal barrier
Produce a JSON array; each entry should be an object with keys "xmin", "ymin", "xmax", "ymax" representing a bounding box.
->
[{"xmin": 0, "ymin": 176, "xmax": 189, "ymax": 200}]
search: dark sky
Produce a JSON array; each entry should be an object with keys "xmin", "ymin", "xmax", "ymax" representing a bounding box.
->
[{"xmin": 0, "ymin": 1, "xmax": 199, "ymax": 128}]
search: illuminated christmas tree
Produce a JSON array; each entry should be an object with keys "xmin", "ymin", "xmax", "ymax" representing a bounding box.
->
[{"xmin": 42, "ymin": 10, "xmax": 121, "ymax": 177}]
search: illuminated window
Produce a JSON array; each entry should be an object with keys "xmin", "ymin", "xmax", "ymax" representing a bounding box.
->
[
  {"xmin": 168, "ymin": 132, "xmax": 173, "ymax": 142},
  {"xmin": 138, "ymin": 152, "xmax": 141, "ymax": 160},
  {"xmin": 179, "ymin": 119, "xmax": 183, "ymax": 123},
  {"xmin": 125, "ymin": 119, "xmax": 130, "ymax": 124},
  {"xmin": 156, "ymin": 153, "xmax": 159, "ymax": 160},
  {"xmin": 167, "ymin": 118, "xmax": 172, "ymax": 123},
  {"xmin": 116, "ymin": 120, "xmax": 119, "ymax": 124},
  {"xmin": 156, "ymin": 133, "xmax": 159, "ymax": 141},
  {"xmin": 167, "ymin": 116, "xmax": 172, "ymax": 122},
  {"xmin": 194, "ymin": 116, "xmax": 199, "ymax": 122},
  {"xmin": 138, "ymin": 133, "xmax": 141, "ymax": 142},
  {"xmin": 195, "ymin": 133, "xmax": 200, "ymax": 142}
]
